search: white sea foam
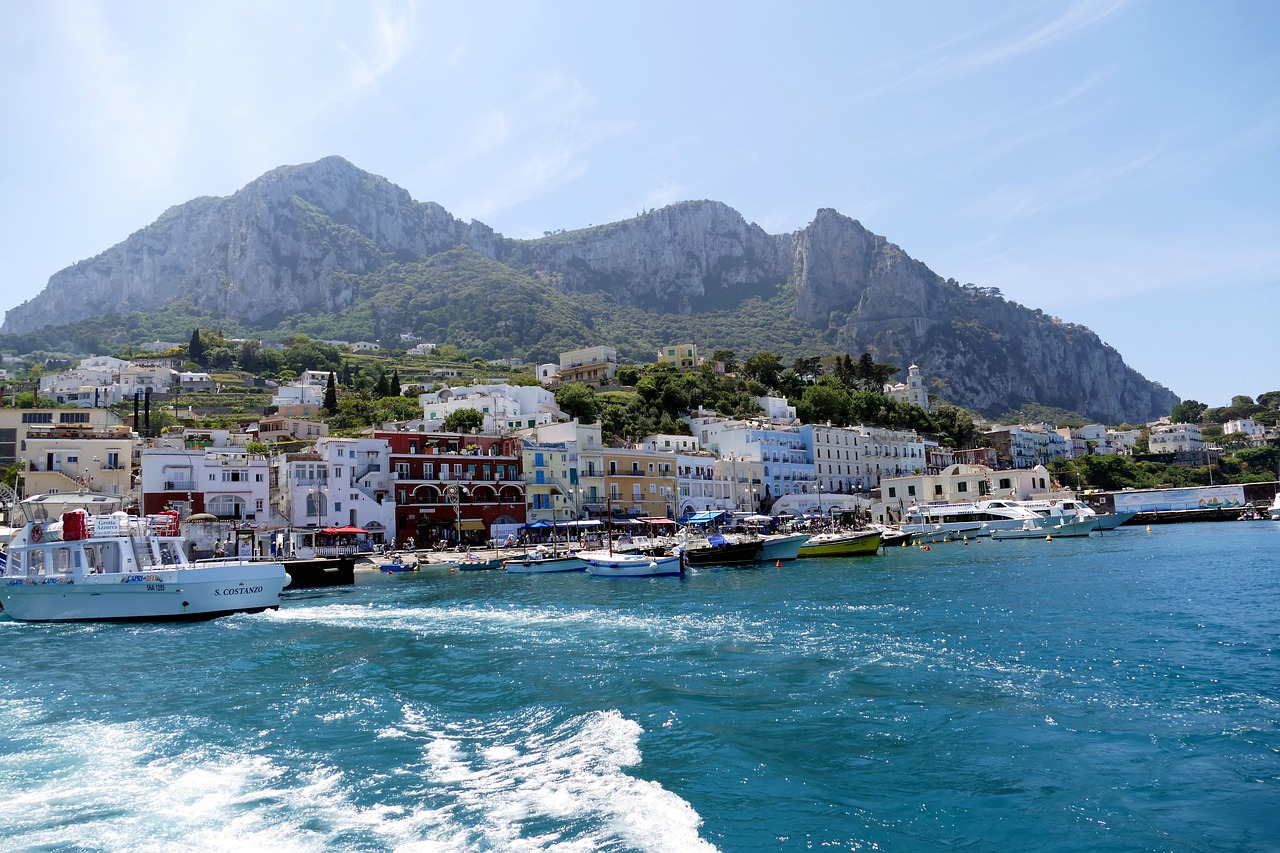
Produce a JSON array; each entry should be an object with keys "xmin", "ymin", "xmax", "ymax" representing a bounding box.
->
[
  {"xmin": 0, "ymin": 697, "xmax": 716, "ymax": 852},
  {"xmin": 271, "ymin": 601, "xmax": 772, "ymax": 647},
  {"xmin": 402, "ymin": 707, "xmax": 719, "ymax": 852}
]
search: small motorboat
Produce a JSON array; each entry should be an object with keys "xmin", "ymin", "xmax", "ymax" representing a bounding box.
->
[
  {"xmin": 797, "ymin": 529, "xmax": 882, "ymax": 558},
  {"xmin": 579, "ymin": 550, "xmax": 684, "ymax": 577},
  {"xmin": 678, "ymin": 534, "xmax": 763, "ymax": 567},
  {"xmin": 503, "ymin": 553, "xmax": 588, "ymax": 573}
]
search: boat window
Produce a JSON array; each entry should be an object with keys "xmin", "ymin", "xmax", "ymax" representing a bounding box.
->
[
  {"xmin": 54, "ymin": 547, "xmax": 72, "ymax": 574},
  {"xmin": 26, "ymin": 549, "xmax": 44, "ymax": 577}
]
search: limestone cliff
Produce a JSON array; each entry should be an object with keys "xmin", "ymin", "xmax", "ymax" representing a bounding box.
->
[{"xmin": 2, "ymin": 157, "xmax": 1178, "ymax": 422}]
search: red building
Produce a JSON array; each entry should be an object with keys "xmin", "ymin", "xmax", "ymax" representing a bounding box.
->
[{"xmin": 376, "ymin": 430, "xmax": 526, "ymax": 547}]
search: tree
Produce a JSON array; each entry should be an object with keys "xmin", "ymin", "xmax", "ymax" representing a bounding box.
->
[
  {"xmin": 931, "ymin": 403, "xmax": 977, "ymax": 449},
  {"xmin": 375, "ymin": 370, "xmax": 390, "ymax": 398},
  {"xmin": 556, "ymin": 383, "xmax": 601, "ymax": 423},
  {"xmin": 796, "ymin": 384, "xmax": 850, "ymax": 426},
  {"xmin": 391, "ymin": 369, "xmax": 401, "ymax": 395},
  {"xmin": 324, "ymin": 372, "xmax": 338, "ymax": 414},
  {"xmin": 711, "ymin": 348, "xmax": 737, "ymax": 373},
  {"xmin": 742, "ymin": 351, "xmax": 783, "ymax": 389},
  {"xmin": 188, "ymin": 328, "xmax": 206, "ymax": 366},
  {"xmin": 1170, "ymin": 399, "xmax": 1207, "ymax": 424},
  {"xmin": 443, "ymin": 407, "xmax": 485, "ymax": 433},
  {"xmin": 616, "ymin": 365, "xmax": 641, "ymax": 386}
]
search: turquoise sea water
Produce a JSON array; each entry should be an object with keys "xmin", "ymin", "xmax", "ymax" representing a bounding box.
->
[{"xmin": 3, "ymin": 522, "xmax": 1278, "ymax": 852}]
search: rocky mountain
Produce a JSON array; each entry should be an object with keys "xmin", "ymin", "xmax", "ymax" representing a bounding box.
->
[{"xmin": 2, "ymin": 156, "xmax": 1177, "ymax": 423}]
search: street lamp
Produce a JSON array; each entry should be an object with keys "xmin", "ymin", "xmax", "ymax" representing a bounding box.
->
[{"xmin": 444, "ymin": 483, "xmax": 470, "ymax": 546}]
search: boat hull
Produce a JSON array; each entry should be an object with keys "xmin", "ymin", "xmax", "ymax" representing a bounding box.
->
[
  {"xmin": 757, "ymin": 533, "xmax": 808, "ymax": 562},
  {"xmin": 681, "ymin": 540, "xmax": 763, "ymax": 566},
  {"xmin": 797, "ymin": 531, "xmax": 882, "ymax": 558},
  {"xmin": 504, "ymin": 555, "xmax": 588, "ymax": 573},
  {"xmin": 580, "ymin": 552, "xmax": 684, "ymax": 577},
  {"xmin": 282, "ymin": 556, "xmax": 355, "ymax": 588},
  {"xmin": 1093, "ymin": 511, "xmax": 1136, "ymax": 530},
  {"xmin": 992, "ymin": 519, "xmax": 1097, "ymax": 540},
  {"xmin": 1, "ymin": 564, "xmax": 289, "ymax": 623}
]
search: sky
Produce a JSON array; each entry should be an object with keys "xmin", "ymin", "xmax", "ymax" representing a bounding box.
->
[{"xmin": 1, "ymin": 0, "xmax": 1277, "ymax": 409}]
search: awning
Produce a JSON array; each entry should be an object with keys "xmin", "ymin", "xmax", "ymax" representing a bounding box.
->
[
  {"xmin": 322, "ymin": 525, "xmax": 368, "ymax": 535},
  {"xmin": 458, "ymin": 519, "xmax": 486, "ymax": 531},
  {"xmin": 638, "ymin": 517, "xmax": 675, "ymax": 525},
  {"xmin": 687, "ymin": 510, "xmax": 728, "ymax": 524},
  {"xmin": 523, "ymin": 520, "xmax": 553, "ymax": 529}
]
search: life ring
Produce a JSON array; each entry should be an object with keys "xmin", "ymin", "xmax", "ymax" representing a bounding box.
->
[{"xmin": 30, "ymin": 523, "xmax": 43, "ymax": 544}]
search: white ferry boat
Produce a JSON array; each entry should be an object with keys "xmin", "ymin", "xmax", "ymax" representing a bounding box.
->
[
  {"xmin": 901, "ymin": 499, "xmax": 1044, "ymax": 537},
  {"xmin": 1, "ymin": 493, "xmax": 288, "ymax": 623}
]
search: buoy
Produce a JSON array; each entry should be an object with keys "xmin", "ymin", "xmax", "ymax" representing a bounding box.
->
[
  {"xmin": 1045, "ymin": 534, "xmax": 1052, "ymax": 541},
  {"xmin": 450, "ymin": 567, "xmax": 456, "ymax": 573},
  {"xmin": 1146, "ymin": 526, "xmax": 1152, "ymax": 533},
  {"xmin": 901, "ymin": 540, "xmax": 907, "ymax": 547},
  {"xmin": 962, "ymin": 535, "xmax": 968, "ymax": 542},
  {"xmin": 922, "ymin": 544, "xmax": 931, "ymax": 551},
  {"xmin": 775, "ymin": 560, "xmax": 782, "ymax": 568}
]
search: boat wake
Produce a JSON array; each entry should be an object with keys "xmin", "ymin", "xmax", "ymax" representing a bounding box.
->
[{"xmin": 0, "ymin": 697, "xmax": 715, "ymax": 851}]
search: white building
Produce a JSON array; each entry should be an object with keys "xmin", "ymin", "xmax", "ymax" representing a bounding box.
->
[
  {"xmin": 883, "ymin": 364, "xmax": 929, "ymax": 412},
  {"xmin": 274, "ymin": 437, "xmax": 395, "ymax": 538},
  {"xmin": 418, "ymin": 383, "xmax": 565, "ymax": 432},
  {"xmin": 1107, "ymin": 428, "xmax": 1142, "ymax": 454},
  {"xmin": 140, "ymin": 430, "xmax": 271, "ymax": 523},
  {"xmin": 753, "ymin": 395, "xmax": 797, "ymax": 423},
  {"xmin": 1148, "ymin": 422, "xmax": 1203, "ymax": 454},
  {"xmin": 536, "ymin": 363, "xmax": 560, "ymax": 386},
  {"xmin": 273, "ymin": 382, "xmax": 325, "ymax": 417},
  {"xmin": 985, "ymin": 423, "xmax": 1071, "ymax": 468},
  {"xmin": 1224, "ymin": 418, "xmax": 1264, "ymax": 437},
  {"xmin": 801, "ymin": 423, "xmax": 927, "ymax": 495},
  {"xmin": 688, "ymin": 415, "xmax": 815, "ymax": 508},
  {"xmin": 119, "ymin": 365, "xmax": 177, "ymax": 396}
]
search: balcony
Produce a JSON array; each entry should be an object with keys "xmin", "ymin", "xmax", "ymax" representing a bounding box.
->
[{"xmin": 164, "ymin": 480, "xmax": 196, "ymax": 491}]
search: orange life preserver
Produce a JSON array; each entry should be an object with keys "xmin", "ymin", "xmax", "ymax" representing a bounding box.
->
[{"xmin": 30, "ymin": 523, "xmax": 43, "ymax": 543}]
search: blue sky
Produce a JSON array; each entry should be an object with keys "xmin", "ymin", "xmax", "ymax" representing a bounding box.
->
[{"xmin": 2, "ymin": 0, "xmax": 1276, "ymax": 410}]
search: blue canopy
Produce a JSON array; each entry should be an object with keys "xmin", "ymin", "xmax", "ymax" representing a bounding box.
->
[
  {"xmin": 523, "ymin": 520, "xmax": 553, "ymax": 529},
  {"xmin": 687, "ymin": 510, "xmax": 728, "ymax": 524}
]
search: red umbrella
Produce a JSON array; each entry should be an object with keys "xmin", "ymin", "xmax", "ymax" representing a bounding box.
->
[{"xmin": 321, "ymin": 525, "xmax": 368, "ymax": 535}]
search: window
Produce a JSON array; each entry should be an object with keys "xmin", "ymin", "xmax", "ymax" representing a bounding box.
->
[
  {"xmin": 957, "ymin": 482, "xmax": 968, "ymax": 493},
  {"xmin": 888, "ymin": 487, "xmax": 897, "ymax": 498},
  {"xmin": 999, "ymin": 478, "xmax": 1011, "ymax": 490},
  {"xmin": 60, "ymin": 412, "xmax": 89, "ymax": 424},
  {"xmin": 908, "ymin": 486, "xmax": 916, "ymax": 496},
  {"xmin": 22, "ymin": 413, "xmax": 53, "ymax": 424},
  {"xmin": 934, "ymin": 485, "xmax": 943, "ymax": 496}
]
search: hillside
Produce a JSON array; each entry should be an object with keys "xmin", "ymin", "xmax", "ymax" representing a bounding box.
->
[{"xmin": 0, "ymin": 156, "xmax": 1178, "ymax": 423}]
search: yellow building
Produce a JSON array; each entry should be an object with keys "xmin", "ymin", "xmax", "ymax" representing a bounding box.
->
[
  {"xmin": 657, "ymin": 344, "xmax": 700, "ymax": 370},
  {"xmin": 558, "ymin": 345, "xmax": 617, "ymax": 384},
  {"xmin": 601, "ymin": 447, "xmax": 678, "ymax": 519}
]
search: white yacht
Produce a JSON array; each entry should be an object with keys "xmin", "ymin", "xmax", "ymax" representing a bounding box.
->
[
  {"xmin": 900, "ymin": 499, "xmax": 1044, "ymax": 537},
  {"xmin": 1018, "ymin": 497, "xmax": 1136, "ymax": 530},
  {"xmin": 1269, "ymin": 491, "xmax": 1280, "ymax": 521},
  {"xmin": 1, "ymin": 493, "xmax": 288, "ymax": 623}
]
